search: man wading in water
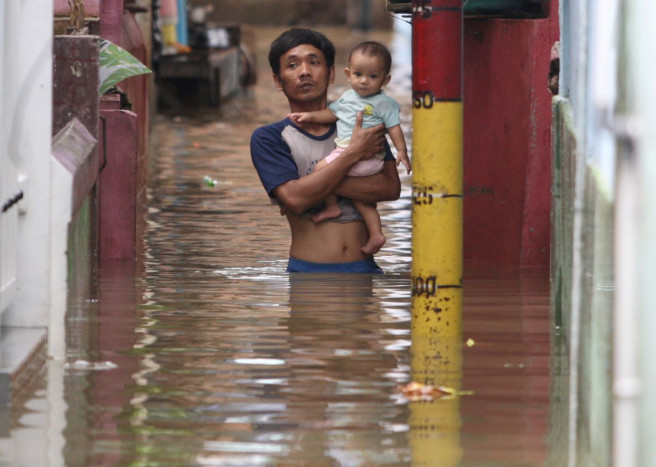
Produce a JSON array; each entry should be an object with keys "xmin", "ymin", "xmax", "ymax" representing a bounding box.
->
[{"xmin": 250, "ymin": 28, "xmax": 401, "ymax": 273}]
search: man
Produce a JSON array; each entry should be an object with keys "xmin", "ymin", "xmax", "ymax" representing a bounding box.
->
[{"xmin": 250, "ymin": 28, "xmax": 401, "ymax": 273}]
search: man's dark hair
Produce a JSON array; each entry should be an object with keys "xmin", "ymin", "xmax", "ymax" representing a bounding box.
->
[
  {"xmin": 349, "ymin": 41, "xmax": 393, "ymax": 76},
  {"xmin": 268, "ymin": 28, "xmax": 336, "ymax": 76}
]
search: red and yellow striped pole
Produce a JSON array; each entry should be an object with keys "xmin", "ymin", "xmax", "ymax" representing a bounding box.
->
[
  {"xmin": 409, "ymin": 0, "xmax": 464, "ymax": 464},
  {"xmin": 411, "ymin": 0, "xmax": 463, "ymax": 334}
]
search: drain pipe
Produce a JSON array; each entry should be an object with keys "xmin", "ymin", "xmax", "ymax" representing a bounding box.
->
[
  {"xmin": 612, "ymin": 122, "xmax": 639, "ymax": 467},
  {"xmin": 409, "ymin": 0, "xmax": 464, "ymax": 464}
]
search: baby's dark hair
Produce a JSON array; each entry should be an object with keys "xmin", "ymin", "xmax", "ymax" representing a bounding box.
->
[
  {"xmin": 348, "ymin": 41, "xmax": 392, "ymax": 75},
  {"xmin": 268, "ymin": 28, "xmax": 336, "ymax": 76}
]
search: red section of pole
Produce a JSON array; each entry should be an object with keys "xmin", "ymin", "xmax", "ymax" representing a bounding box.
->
[{"xmin": 412, "ymin": 0, "xmax": 463, "ymax": 101}]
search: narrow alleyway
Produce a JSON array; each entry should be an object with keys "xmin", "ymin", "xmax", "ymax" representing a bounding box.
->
[{"xmin": 2, "ymin": 26, "xmax": 559, "ymax": 466}]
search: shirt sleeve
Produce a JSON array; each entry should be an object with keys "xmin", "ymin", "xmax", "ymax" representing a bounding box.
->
[
  {"xmin": 250, "ymin": 124, "xmax": 299, "ymax": 198},
  {"xmin": 328, "ymin": 98, "xmax": 341, "ymax": 116},
  {"xmin": 377, "ymin": 96, "xmax": 401, "ymax": 129}
]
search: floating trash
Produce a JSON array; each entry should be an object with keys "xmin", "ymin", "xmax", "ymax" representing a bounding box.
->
[
  {"xmin": 65, "ymin": 360, "xmax": 118, "ymax": 371},
  {"xmin": 203, "ymin": 175, "xmax": 217, "ymax": 187},
  {"xmin": 399, "ymin": 381, "xmax": 474, "ymax": 401}
]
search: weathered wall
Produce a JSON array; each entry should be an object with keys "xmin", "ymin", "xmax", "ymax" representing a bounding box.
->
[
  {"xmin": 54, "ymin": 0, "xmax": 100, "ymax": 16},
  {"xmin": 463, "ymin": 16, "xmax": 558, "ymax": 266},
  {"xmin": 551, "ymin": 97, "xmax": 614, "ymax": 466},
  {"xmin": 115, "ymin": 11, "xmax": 151, "ymax": 258},
  {"xmin": 191, "ymin": 0, "xmax": 393, "ymax": 29}
]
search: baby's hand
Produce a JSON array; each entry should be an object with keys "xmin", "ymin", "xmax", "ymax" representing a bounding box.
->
[
  {"xmin": 287, "ymin": 112, "xmax": 301, "ymax": 123},
  {"xmin": 396, "ymin": 150, "xmax": 412, "ymax": 175},
  {"xmin": 287, "ymin": 112, "xmax": 312, "ymax": 124}
]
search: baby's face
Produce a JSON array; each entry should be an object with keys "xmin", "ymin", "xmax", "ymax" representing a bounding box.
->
[{"xmin": 344, "ymin": 51, "xmax": 390, "ymax": 97}]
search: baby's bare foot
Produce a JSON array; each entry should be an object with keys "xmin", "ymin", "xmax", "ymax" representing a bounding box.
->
[
  {"xmin": 361, "ymin": 233, "xmax": 386, "ymax": 255},
  {"xmin": 311, "ymin": 204, "xmax": 342, "ymax": 223}
]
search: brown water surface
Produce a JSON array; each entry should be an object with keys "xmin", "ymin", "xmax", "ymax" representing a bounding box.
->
[{"xmin": 4, "ymin": 25, "xmax": 559, "ymax": 466}]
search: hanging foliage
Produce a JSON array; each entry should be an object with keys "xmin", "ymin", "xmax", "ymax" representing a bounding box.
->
[{"xmin": 99, "ymin": 39, "xmax": 152, "ymax": 95}]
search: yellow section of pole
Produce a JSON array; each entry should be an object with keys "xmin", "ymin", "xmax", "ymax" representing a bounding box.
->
[
  {"xmin": 408, "ymin": 100, "xmax": 464, "ymax": 467},
  {"xmin": 411, "ymin": 102, "xmax": 463, "ymax": 340},
  {"xmin": 412, "ymin": 102, "xmax": 464, "ymax": 192},
  {"xmin": 409, "ymin": 39, "xmax": 464, "ymax": 467}
]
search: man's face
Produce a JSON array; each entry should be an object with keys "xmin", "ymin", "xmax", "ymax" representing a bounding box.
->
[{"xmin": 273, "ymin": 44, "xmax": 335, "ymax": 108}]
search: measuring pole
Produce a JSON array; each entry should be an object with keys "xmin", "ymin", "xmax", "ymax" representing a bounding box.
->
[
  {"xmin": 408, "ymin": 1, "xmax": 464, "ymax": 463},
  {"xmin": 411, "ymin": 0, "xmax": 463, "ymax": 343}
]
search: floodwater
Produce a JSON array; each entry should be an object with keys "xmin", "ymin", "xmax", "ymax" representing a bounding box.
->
[{"xmin": 2, "ymin": 26, "xmax": 560, "ymax": 466}]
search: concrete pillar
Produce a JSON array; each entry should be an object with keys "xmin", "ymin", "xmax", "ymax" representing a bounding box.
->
[
  {"xmin": 99, "ymin": 96, "xmax": 139, "ymax": 260},
  {"xmin": 628, "ymin": 0, "xmax": 656, "ymax": 464},
  {"xmin": 2, "ymin": 1, "xmax": 54, "ymax": 328},
  {"xmin": 100, "ymin": 0, "xmax": 124, "ymax": 45}
]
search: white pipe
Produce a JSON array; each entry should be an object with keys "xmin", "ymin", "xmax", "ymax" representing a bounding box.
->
[
  {"xmin": 613, "ymin": 0, "xmax": 656, "ymax": 464},
  {"xmin": 613, "ymin": 142, "xmax": 640, "ymax": 467},
  {"xmin": 629, "ymin": 0, "xmax": 656, "ymax": 464},
  {"xmin": 567, "ymin": 119, "xmax": 584, "ymax": 467}
]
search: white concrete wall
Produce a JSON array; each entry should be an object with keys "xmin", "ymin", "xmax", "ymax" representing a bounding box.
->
[
  {"xmin": 560, "ymin": 0, "xmax": 619, "ymax": 189},
  {"xmin": 627, "ymin": 1, "xmax": 656, "ymax": 465},
  {"xmin": 560, "ymin": 0, "xmax": 656, "ymax": 464},
  {"xmin": 1, "ymin": 1, "xmax": 54, "ymax": 328},
  {"xmin": 1, "ymin": 3, "xmax": 69, "ymax": 464},
  {"xmin": 613, "ymin": 1, "xmax": 656, "ymax": 465},
  {"xmin": 559, "ymin": 2, "xmax": 612, "ymax": 464},
  {"xmin": 0, "ymin": 2, "xmax": 19, "ymax": 315}
]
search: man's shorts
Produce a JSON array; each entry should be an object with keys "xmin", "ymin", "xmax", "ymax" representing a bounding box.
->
[{"xmin": 287, "ymin": 257, "xmax": 383, "ymax": 274}]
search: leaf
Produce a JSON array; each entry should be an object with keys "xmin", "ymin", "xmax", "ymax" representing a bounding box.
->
[{"xmin": 99, "ymin": 39, "xmax": 151, "ymax": 95}]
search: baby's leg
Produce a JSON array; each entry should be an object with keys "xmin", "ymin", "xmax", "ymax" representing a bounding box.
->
[
  {"xmin": 311, "ymin": 194, "xmax": 342, "ymax": 222},
  {"xmin": 352, "ymin": 200, "xmax": 386, "ymax": 255},
  {"xmin": 310, "ymin": 157, "xmax": 341, "ymax": 222}
]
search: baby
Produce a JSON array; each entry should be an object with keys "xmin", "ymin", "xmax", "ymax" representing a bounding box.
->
[{"xmin": 288, "ymin": 40, "xmax": 411, "ymax": 255}]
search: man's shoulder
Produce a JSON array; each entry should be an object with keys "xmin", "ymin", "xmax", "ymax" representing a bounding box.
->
[
  {"xmin": 252, "ymin": 118, "xmax": 290, "ymax": 139},
  {"xmin": 252, "ymin": 118, "xmax": 336, "ymax": 163}
]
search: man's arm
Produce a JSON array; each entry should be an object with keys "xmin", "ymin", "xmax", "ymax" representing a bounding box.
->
[
  {"xmin": 334, "ymin": 159, "xmax": 401, "ymax": 204},
  {"xmin": 273, "ymin": 112, "xmax": 387, "ymax": 215}
]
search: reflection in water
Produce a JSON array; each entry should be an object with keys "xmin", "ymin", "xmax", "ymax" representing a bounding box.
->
[
  {"xmin": 10, "ymin": 25, "xmax": 560, "ymax": 466},
  {"xmin": 408, "ymin": 332, "xmax": 464, "ymax": 466},
  {"xmin": 409, "ymin": 296, "xmax": 464, "ymax": 466},
  {"xmin": 461, "ymin": 266, "xmax": 552, "ymax": 465},
  {"xmin": 109, "ymin": 268, "xmax": 413, "ymax": 465}
]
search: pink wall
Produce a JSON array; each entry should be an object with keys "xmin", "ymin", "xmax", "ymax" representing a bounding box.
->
[
  {"xmin": 98, "ymin": 98, "xmax": 138, "ymax": 260},
  {"xmin": 100, "ymin": 0, "xmax": 124, "ymax": 45},
  {"xmin": 54, "ymin": 0, "xmax": 99, "ymax": 16},
  {"xmin": 463, "ymin": 13, "xmax": 559, "ymax": 266},
  {"xmin": 120, "ymin": 11, "xmax": 150, "ymax": 256},
  {"xmin": 52, "ymin": 2, "xmax": 150, "ymax": 262}
]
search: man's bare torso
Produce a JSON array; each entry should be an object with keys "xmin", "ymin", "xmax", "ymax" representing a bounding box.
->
[{"xmin": 287, "ymin": 214, "xmax": 369, "ymax": 263}]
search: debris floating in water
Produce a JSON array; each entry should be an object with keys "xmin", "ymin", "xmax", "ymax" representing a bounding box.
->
[
  {"xmin": 399, "ymin": 381, "xmax": 474, "ymax": 401},
  {"xmin": 399, "ymin": 382, "xmax": 452, "ymax": 401},
  {"xmin": 203, "ymin": 175, "xmax": 217, "ymax": 187},
  {"xmin": 65, "ymin": 360, "xmax": 118, "ymax": 371}
]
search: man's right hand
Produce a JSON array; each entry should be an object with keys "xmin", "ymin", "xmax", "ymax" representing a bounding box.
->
[{"xmin": 348, "ymin": 111, "xmax": 386, "ymax": 161}]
